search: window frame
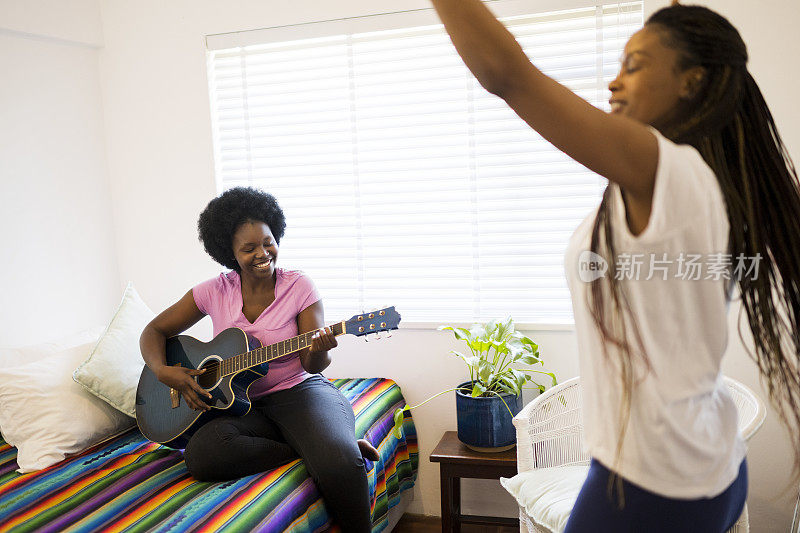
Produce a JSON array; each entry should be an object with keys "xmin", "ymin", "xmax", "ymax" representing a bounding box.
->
[{"xmin": 205, "ymin": 0, "xmax": 643, "ymax": 330}]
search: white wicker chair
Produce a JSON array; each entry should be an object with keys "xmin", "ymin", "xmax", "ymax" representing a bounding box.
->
[{"xmin": 512, "ymin": 376, "xmax": 766, "ymax": 533}]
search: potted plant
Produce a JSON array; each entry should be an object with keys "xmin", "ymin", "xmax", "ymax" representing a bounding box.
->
[{"xmin": 393, "ymin": 317, "xmax": 556, "ymax": 452}]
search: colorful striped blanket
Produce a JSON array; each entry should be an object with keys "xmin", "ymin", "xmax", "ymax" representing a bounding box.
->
[{"xmin": 0, "ymin": 378, "xmax": 418, "ymax": 532}]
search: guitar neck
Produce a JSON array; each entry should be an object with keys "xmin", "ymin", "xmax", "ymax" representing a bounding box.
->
[{"xmin": 219, "ymin": 321, "xmax": 346, "ymax": 377}]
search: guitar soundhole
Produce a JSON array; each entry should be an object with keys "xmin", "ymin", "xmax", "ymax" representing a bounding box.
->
[{"xmin": 196, "ymin": 361, "xmax": 221, "ymax": 389}]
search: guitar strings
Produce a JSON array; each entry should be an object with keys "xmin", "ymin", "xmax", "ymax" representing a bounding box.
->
[
  {"xmin": 194, "ymin": 328, "xmax": 335, "ymax": 377},
  {"xmin": 185, "ymin": 319, "xmax": 394, "ymax": 384}
]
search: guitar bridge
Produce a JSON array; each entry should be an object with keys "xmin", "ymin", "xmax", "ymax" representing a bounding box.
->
[
  {"xmin": 170, "ymin": 363, "xmax": 181, "ymax": 408},
  {"xmin": 170, "ymin": 387, "xmax": 180, "ymax": 408}
]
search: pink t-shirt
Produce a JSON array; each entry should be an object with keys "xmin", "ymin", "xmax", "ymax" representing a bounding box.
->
[{"xmin": 192, "ymin": 267, "xmax": 320, "ymax": 397}]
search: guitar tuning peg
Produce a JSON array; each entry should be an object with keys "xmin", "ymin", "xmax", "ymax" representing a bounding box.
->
[
  {"xmin": 386, "ymin": 331, "xmax": 393, "ymax": 338},
  {"xmin": 363, "ymin": 335, "xmax": 369, "ymax": 342},
  {"xmin": 375, "ymin": 331, "xmax": 382, "ymax": 340}
]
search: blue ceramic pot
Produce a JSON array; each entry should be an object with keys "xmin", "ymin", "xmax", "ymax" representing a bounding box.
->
[{"xmin": 455, "ymin": 381, "xmax": 523, "ymax": 451}]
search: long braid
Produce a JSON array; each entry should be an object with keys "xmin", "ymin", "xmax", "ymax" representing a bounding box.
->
[{"xmin": 587, "ymin": 186, "xmax": 649, "ymax": 507}]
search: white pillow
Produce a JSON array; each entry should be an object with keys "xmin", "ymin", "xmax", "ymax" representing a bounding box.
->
[
  {"xmin": 0, "ymin": 326, "xmax": 104, "ymax": 369},
  {"xmin": 0, "ymin": 341, "xmax": 135, "ymax": 473},
  {"xmin": 73, "ymin": 283, "xmax": 155, "ymax": 417},
  {"xmin": 500, "ymin": 465, "xmax": 589, "ymax": 533}
]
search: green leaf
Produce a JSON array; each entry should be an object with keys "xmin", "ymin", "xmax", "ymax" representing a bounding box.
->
[
  {"xmin": 439, "ymin": 325, "xmax": 473, "ymax": 344},
  {"xmin": 491, "ymin": 374, "xmax": 517, "ymax": 396},
  {"xmin": 471, "ymin": 381, "xmax": 487, "ymax": 397},
  {"xmin": 493, "ymin": 317, "xmax": 511, "ymax": 338},
  {"xmin": 508, "ymin": 344, "xmax": 525, "ymax": 358},
  {"xmin": 458, "ymin": 327, "xmax": 474, "ymax": 341},
  {"xmin": 496, "ymin": 381, "xmax": 515, "ymax": 395},
  {"xmin": 519, "ymin": 355, "xmax": 541, "ymax": 365},
  {"xmin": 472, "ymin": 340, "xmax": 491, "ymax": 355},
  {"xmin": 497, "ymin": 374, "xmax": 516, "ymax": 389},
  {"xmin": 450, "ymin": 350, "xmax": 473, "ymax": 364},
  {"xmin": 512, "ymin": 369, "xmax": 526, "ymax": 391},
  {"xmin": 469, "ymin": 324, "xmax": 488, "ymax": 342},
  {"xmin": 392, "ymin": 407, "xmax": 408, "ymax": 439},
  {"xmin": 520, "ymin": 337, "xmax": 539, "ymax": 352},
  {"xmin": 478, "ymin": 360, "xmax": 492, "ymax": 382}
]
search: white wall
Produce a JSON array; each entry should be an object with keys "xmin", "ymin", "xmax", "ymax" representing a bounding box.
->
[
  {"xmin": 0, "ymin": 0, "xmax": 120, "ymax": 346},
  {"xmin": 97, "ymin": 0, "xmax": 800, "ymax": 528}
]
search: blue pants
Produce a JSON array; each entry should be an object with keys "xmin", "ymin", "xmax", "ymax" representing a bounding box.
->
[
  {"xmin": 182, "ymin": 375, "xmax": 371, "ymax": 532},
  {"xmin": 564, "ymin": 458, "xmax": 748, "ymax": 533}
]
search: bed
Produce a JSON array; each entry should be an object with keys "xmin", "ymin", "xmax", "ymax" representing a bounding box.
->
[{"xmin": 0, "ymin": 378, "xmax": 418, "ymax": 533}]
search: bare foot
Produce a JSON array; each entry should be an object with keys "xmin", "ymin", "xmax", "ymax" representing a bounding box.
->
[{"xmin": 357, "ymin": 438, "xmax": 380, "ymax": 461}]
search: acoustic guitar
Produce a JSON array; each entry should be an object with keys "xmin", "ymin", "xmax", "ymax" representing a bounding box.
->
[{"xmin": 135, "ymin": 307, "xmax": 401, "ymax": 448}]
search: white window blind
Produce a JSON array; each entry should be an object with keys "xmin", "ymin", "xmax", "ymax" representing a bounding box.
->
[{"xmin": 206, "ymin": 1, "xmax": 642, "ymax": 325}]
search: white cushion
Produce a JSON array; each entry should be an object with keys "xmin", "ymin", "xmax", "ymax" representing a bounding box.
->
[
  {"xmin": 0, "ymin": 326, "xmax": 104, "ymax": 369},
  {"xmin": 73, "ymin": 283, "xmax": 155, "ymax": 417},
  {"xmin": 500, "ymin": 465, "xmax": 589, "ymax": 533},
  {"xmin": 0, "ymin": 341, "xmax": 135, "ymax": 473}
]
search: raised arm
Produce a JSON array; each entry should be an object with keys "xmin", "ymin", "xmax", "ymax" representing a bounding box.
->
[{"xmin": 430, "ymin": 0, "xmax": 658, "ymax": 204}]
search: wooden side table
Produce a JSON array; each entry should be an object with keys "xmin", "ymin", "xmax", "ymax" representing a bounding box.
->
[{"xmin": 430, "ymin": 431, "xmax": 519, "ymax": 532}]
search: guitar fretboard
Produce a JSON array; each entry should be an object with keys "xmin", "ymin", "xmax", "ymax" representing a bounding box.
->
[{"xmin": 219, "ymin": 321, "xmax": 345, "ymax": 377}]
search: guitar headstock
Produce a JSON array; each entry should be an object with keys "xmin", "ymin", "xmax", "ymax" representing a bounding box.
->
[{"xmin": 345, "ymin": 307, "xmax": 401, "ymax": 337}]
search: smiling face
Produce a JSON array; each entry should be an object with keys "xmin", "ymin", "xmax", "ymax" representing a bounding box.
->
[
  {"xmin": 232, "ymin": 220, "xmax": 278, "ymax": 280},
  {"xmin": 609, "ymin": 25, "xmax": 703, "ymax": 131}
]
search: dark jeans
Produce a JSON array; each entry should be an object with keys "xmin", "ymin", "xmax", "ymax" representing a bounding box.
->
[
  {"xmin": 564, "ymin": 458, "xmax": 748, "ymax": 533},
  {"xmin": 183, "ymin": 375, "xmax": 371, "ymax": 532}
]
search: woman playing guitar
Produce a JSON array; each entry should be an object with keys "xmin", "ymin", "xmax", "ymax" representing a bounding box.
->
[{"xmin": 140, "ymin": 186, "xmax": 378, "ymax": 532}]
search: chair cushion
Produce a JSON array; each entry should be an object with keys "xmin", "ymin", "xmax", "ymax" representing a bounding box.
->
[{"xmin": 500, "ymin": 465, "xmax": 588, "ymax": 533}]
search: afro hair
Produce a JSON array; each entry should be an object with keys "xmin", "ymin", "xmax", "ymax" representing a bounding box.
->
[{"xmin": 197, "ymin": 187, "xmax": 286, "ymax": 271}]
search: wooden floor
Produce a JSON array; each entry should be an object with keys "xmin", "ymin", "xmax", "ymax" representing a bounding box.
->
[{"xmin": 393, "ymin": 514, "xmax": 518, "ymax": 532}]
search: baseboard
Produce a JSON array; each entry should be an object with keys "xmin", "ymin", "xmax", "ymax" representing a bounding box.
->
[{"xmin": 395, "ymin": 513, "xmax": 440, "ymax": 525}]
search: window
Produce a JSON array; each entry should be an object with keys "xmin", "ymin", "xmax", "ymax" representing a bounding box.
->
[{"xmin": 206, "ymin": 1, "xmax": 642, "ymax": 325}]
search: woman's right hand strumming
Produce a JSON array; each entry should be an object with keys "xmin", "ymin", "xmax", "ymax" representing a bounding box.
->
[
  {"xmin": 140, "ymin": 289, "xmax": 209, "ymax": 411},
  {"xmin": 155, "ymin": 364, "xmax": 213, "ymax": 411}
]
